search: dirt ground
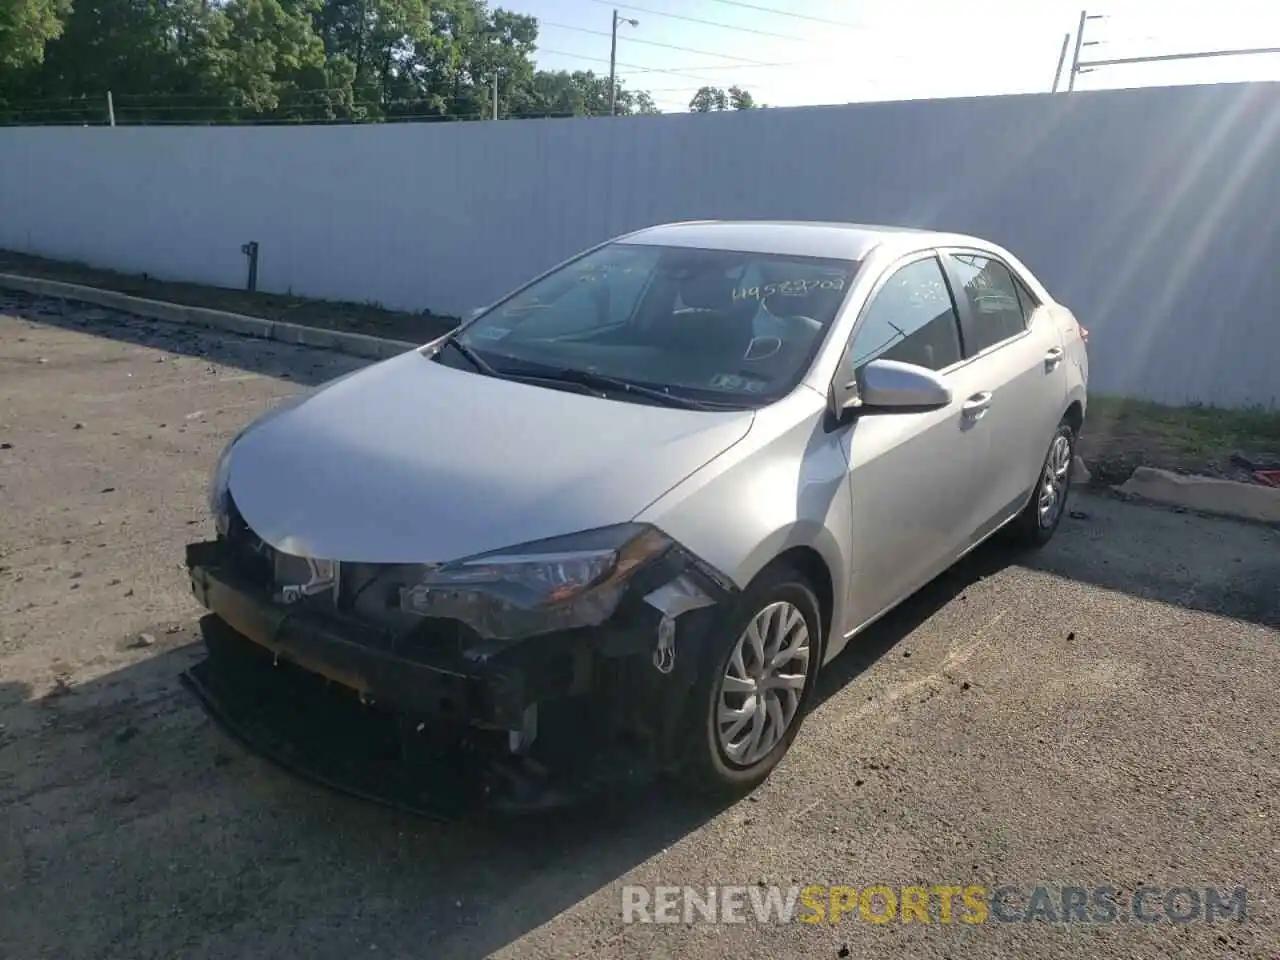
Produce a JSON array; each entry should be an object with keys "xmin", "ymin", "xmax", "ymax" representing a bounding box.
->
[{"xmin": 2, "ymin": 293, "xmax": 1279, "ymax": 960}]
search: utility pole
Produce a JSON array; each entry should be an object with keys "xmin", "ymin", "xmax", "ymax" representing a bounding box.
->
[
  {"xmin": 609, "ymin": 10, "xmax": 639, "ymax": 116},
  {"xmin": 106, "ymin": 90, "xmax": 116, "ymax": 127},
  {"xmin": 1051, "ymin": 32, "xmax": 1071, "ymax": 92},
  {"xmin": 1067, "ymin": 10, "xmax": 1105, "ymax": 91},
  {"xmin": 1067, "ymin": 10, "xmax": 1088, "ymax": 91}
]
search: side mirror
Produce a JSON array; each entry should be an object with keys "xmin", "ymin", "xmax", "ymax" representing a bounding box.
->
[{"xmin": 842, "ymin": 358, "xmax": 952, "ymax": 412}]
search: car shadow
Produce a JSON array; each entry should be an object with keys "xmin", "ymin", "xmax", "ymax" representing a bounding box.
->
[
  {"xmin": 0, "ymin": 626, "xmax": 729, "ymax": 959},
  {"xmin": 1026, "ymin": 491, "xmax": 1280, "ymax": 629},
  {"xmin": 1, "ymin": 289, "xmax": 373, "ymax": 387},
  {"xmin": 813, "ymin": 538, "xmax": 1016, "ymax": 705}
]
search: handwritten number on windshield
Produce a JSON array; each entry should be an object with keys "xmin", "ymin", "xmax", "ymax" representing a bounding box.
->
[{"xmin": 732, "ymin": 277, "xmax": 845, "ymax": 301}]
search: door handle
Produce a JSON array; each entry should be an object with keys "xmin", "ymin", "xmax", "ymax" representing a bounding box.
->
[
  {"xmin": 962, "ymin": 392, "xmax": 992, "ymax": 419},
  {"xmin": 1044, "ymin": 346, "xmax": 1064, "ymax": 369}
]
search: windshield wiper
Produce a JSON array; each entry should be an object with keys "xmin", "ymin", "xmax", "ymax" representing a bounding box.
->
[
  {"xmin": 438, "ymin": 336, "xmax": 497, "ymax": 376},
  {"xmin": 511, "ymin": 368, "xmax": 724, "ymax": 410}
]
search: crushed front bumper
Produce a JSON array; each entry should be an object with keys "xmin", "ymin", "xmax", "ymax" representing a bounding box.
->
[{"xmin": 182, "ymin": 539, "xmax": 735, "ymax": 815}]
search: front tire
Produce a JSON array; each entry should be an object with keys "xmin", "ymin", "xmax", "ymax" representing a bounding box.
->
[
  {"xmin": 1008, "ymin": 418, "xmax": 1076, "ymax": 548},
  {"xmin": 680, "ymin": 565, "xmax": 822, "ymax": 796}
]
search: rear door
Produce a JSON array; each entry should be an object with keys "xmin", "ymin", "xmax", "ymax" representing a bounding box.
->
[{"xmin": 940, "ymin": 250, "xmax": 1068, "ymax": 542}]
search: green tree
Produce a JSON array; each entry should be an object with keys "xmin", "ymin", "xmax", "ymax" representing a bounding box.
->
[
  {"xmin": 629, "ymin": 89, "xmax": 659, "ymax": 115},
  {"xmin": 728, "ymin": 84, "xmax": 755, "ymax": 109},
  {"xmin": 0, "ymin": 0, "xmax": 664, "ymax": 125},
  {"xmin": 510, "ymin": 68, "xmax": 658, "ymax": 118},
  {"xmin": 313, "ymin": 0, "xmax": 431, "ymax": 116},
  {"xmin": 689, "ymin": 84, "xmax": 757, "ymax": 112},
  {"xmin": 0, "ymin": 0, "xmax": 68, "ymax": 71},
  {"xmin": 3, "ymin": 0, "xmax": 226, "ymax": 122},
  {"xmin": 688, "ymin": 85, "xmax": 728, "ymax": 112},
  {"xmin": 219, "ymin": 0, "xmax": 343, "ymax": 118}
]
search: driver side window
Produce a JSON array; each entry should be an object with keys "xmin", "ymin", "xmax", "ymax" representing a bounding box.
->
[{"xmin": 849, "ymin": 256, "xmax": 963, "ymax": 373}]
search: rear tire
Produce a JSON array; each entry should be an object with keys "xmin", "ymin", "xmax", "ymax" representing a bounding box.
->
[
  {"xmin": 1007, "ymin": 418, "xmax": 1076, "ymax": 548},
  {"xmin": 680, "ymin": 565, "xmax": 822, "ymax": 797}
]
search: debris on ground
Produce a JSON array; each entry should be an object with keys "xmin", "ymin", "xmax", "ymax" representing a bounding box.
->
[{"xmin": 42, "ymin": 674, "xmax": 74, "ymax": 701}]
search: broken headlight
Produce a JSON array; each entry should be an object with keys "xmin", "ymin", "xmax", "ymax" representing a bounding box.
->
[{"xmin": 398, "ymin": 523, "xmax": 673, "ymax": 640}]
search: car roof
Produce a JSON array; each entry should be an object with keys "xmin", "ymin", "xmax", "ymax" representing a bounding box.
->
[{"xmin": 619, "ymin": 220, "xmax": 987, "ymax": 262}]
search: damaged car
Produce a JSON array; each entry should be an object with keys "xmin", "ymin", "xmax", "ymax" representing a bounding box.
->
[{"xmin": 184, "ymin": 220, "xmax": 1088, "ymax": 813}]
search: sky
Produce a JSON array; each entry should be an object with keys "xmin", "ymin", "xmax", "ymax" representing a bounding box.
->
[{"xmin": 511, "ymin": 0, "xmax": 1280, "ymax": 112}]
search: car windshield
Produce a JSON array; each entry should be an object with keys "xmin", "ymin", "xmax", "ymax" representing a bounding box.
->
[{"xmin": 454, "ymin": 242, "xmax": 860, "ymax": 407}]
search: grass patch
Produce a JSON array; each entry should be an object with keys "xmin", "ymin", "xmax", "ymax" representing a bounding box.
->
[
  {"xmin": 1086, "ymin": 395, "xmax": 1280, "ymax": 456},
  {"xmin": 1080, "ymin": 394, "xmax": 1280, "ymax": 483},
  {"xmin": 0, "ymin": 248, "xmax": 459, "ymax": 344}
]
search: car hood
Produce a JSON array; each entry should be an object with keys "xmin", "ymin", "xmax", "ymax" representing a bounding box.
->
[{"xmin": 226, "ymin": 349, "xmax": 755, "ymax": 563}]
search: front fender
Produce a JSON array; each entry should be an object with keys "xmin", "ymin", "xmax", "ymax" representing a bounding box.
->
[{"xmin": 635, "ymin": 389, "xmax": 853, "ymax": 665}]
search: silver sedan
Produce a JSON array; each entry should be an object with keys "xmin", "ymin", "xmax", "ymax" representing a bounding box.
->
[{"xmin": 192, "ymin": 220, "xmax": 1088, "ymax": 809}]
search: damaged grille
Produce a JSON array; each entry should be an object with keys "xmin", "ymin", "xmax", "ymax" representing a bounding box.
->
[{"xmin": 218, "ymin": 496, "xmax": 466, "ymax": 660}]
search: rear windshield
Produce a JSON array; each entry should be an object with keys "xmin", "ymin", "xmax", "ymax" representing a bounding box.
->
[{"xmin": 456, "ymin": 242, "xmax": 860, "ymax": 406}]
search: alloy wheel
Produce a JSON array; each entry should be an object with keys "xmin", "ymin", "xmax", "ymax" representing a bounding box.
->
[
  {"xmin": 1038, "ymin": 432, "xmax": 1073, "ymax": 528},
  {"xmin": 716, "ymin": 601, "xmax": 812, "ymax": 767}
]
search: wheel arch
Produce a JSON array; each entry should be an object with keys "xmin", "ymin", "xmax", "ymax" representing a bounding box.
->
[
  {"xmin": 754, "ymin": 545, "xmax": 834, "ymax": 661},
  {"xmin": 1064, "ymin": 399, "xmax": 1084, "ymax": 434},
  {"xmin": 732, "ymin": 522, "xmax": 845, "ymax": 666}
]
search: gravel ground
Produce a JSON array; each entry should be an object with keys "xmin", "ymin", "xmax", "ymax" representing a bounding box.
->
[{"xmin": 1, "ymin": 294, "xmax": 1278, "ymax": 960}]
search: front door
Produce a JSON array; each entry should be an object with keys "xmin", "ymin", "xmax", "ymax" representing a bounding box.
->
[{"xmin": 838, "ymin": 253, "xmax": 994, "ymax": 633}]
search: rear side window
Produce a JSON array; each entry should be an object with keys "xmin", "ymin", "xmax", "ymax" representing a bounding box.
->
[
  {"xmin": 1012, "ymin": 275, "xmax": 1039, "ymax": 319},
  {"xmin": 947, "ymin": 254, "xmax": 1027, "ymax": 355},
  {"xmin": 849, "ymin": 256, "xmax": 962, "ymax": 373}
]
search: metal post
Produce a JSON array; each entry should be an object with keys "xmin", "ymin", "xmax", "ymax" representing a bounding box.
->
[
  {"xmin": 240, "ymin": 242, "xmax": 259, "ymax": 292},
  {"xmin": 1067, "ymin": 9, "xmax": 1088, "ymax": 92},
  {"xmin": 492, "ymin": 72, "xmax": 499, "ymax": 120},
  {"xmin": 1051, "ymin": 32, "xmax": 1071, "ymax": 92},
  {"xmin": 106, "ymin": 90, "xmax": 116, "ymax": 127},
  {"xmin": 1080, "ymin": 45, "xmax": 1280, "ymax": 69},
  {"xmin": 609, "ymin": 10, "xmax": 619, "ymax": 116}
]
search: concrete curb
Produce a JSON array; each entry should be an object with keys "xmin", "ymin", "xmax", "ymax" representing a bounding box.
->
[
  {"xmin": 1117, "ymin": 466, "xmax": 1280, "ymax": 524},
  {"xmin": 0, "ymin": 273, "xmax": 420, "ymax": 362}
]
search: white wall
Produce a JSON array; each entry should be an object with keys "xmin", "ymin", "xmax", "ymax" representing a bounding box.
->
[{"xmin": 2, "ymin": 81, "xmax": 1278, "ymax": 407}]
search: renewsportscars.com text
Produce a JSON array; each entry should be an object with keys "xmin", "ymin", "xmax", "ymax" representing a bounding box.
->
[{"xmin": 621, "ymin": 884, "xmax": 1249, "ymax": 926}]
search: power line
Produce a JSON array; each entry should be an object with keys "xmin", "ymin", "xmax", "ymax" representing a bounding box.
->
[
  {"xmin": 616, "ymin": 52, "xmax": 857, "ymax": 78},
  {"xmin": 580, "ymin": 0, "xmax": 809, "ymax": 42},
  {"xmin": 539, "ymin": 20, "xmax": 776, "ymax": 64},
  {"xmin": 537, "ymin": 46, "xmax": 768, "ymax": 83},
  {"xmin": 699, "ymin": 0, "xmax": 865, "ymax": 28}
]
